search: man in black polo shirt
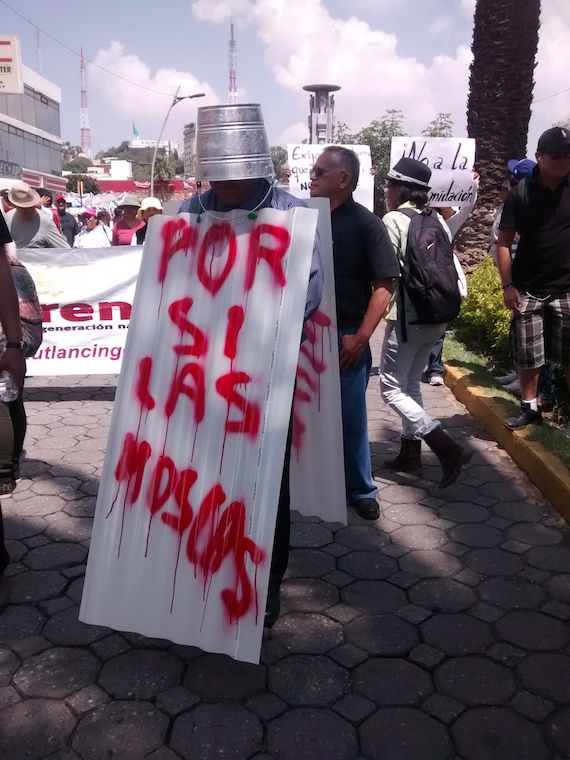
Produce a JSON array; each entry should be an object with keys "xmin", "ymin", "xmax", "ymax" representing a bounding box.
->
[
  {"xmin": 498, "ymin": 126, "xmax": 570, "ymax": 429},
  {"xmin": 310, "ymin": 146, "xmax": 399, "ymax": 519}
]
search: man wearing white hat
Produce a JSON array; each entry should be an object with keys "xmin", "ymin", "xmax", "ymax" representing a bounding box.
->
[
  {"xmin": 6, "ymin": 182, "xmax": 69, "ymax": 250},
  {"xmin": 179, "ymin": 104, "xmax": 324, "ymax": 626}
]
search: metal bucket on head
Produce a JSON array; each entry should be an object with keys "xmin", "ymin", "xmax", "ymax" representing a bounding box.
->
[{"xmin": 195, "ymin": 104, "xmax": 275, "ymax": 182}]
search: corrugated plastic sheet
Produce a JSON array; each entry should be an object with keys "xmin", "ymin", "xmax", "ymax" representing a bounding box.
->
[{"xmin": 79, "ymin": 207, "xmax": 317, "ymax": 663}]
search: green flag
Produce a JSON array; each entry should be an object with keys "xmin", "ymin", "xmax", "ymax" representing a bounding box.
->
[{"xmin": 132, "ymin": 122, "xmax": 139, "ymax": 137}]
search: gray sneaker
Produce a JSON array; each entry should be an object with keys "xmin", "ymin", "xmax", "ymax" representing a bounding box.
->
[{"xmin": 505, "ymin": 403, "xmax": 543, "ymax": 430}]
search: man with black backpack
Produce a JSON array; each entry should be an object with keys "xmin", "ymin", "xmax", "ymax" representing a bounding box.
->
[
  {"xmin": 498, "ymin": 127, "xmax": 570, "ymax": 430},
  {"xmin": 379, "ymin": 157, "xmax": 472, "ymax": 488}
]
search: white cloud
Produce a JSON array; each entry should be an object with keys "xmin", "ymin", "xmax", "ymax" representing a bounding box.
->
[
  {"xmin": 429, "ymin": 14, "xmax": 453, "ymax": 36},
  {"xmin": 89, "ymin": 42, "xmax": 219, "ymax": 145},
  {"xmin": 275, "ymin": 121, "xmax": 309, "ymax": 147},
  {"xmin": 192, "ymin": 0, "xmax": 472, "ymax": 144}
]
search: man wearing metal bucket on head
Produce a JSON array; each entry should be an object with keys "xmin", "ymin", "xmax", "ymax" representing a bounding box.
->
[{"xmin": 179, "ymin": 105, "xmax": 324, "ymax": 626}]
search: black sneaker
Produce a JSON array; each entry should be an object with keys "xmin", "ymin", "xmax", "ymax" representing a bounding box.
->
[{"xmin": 505, "ymin": 403, "xmax": 543, "ymax": 430}]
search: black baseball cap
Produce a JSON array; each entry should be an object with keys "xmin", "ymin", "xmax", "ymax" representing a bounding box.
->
[{"xmin": 537, "ymin": 127, "xmax": 570, "ymax": 154}]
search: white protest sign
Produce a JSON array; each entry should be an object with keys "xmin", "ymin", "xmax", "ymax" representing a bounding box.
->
[
  {"xmin": 290, "ymin": 197, "xmax": 347, "ymax": 525},
  {"xmin": 390, "ymin": 136, "xmax": 476, "ymax": 207},
  {"xmin": 18, "ymin": 246, "xmax": 141, "ymax": 375},
  {"xmin": 80, "ymin": 208, "xmax": 317, "ymax": 664},
  {"xmin": 287, "ymin": 144, "xmax": 374, "ymax": 211}
]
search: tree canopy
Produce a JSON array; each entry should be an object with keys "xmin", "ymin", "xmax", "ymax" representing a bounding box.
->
[{"xmin": 66, "ymin": 174, "xmax": 102, "ymax": 195}]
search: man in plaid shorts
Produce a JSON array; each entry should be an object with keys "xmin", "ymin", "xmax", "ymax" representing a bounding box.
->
[{"xmin": 497, "ymin": 127, "xmax": 570, "ymax": 429}]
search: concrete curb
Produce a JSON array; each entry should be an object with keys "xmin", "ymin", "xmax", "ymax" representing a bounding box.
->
[{"xmin": 444, "ymin": 363, "xmax": 570, "ymax": 523}]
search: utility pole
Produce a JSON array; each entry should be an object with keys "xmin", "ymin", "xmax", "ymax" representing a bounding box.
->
[
  {"xmin": 80, "ymin": 48, "xmax": 92, "ymax": 159},
  {"xmin": 228, "ymin": 19, "xmax": 237, "ymax": 104}
]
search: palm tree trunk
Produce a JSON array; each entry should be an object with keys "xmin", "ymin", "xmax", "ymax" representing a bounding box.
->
[{"xmin": 461, "ymin": 0, "xmax": 540, "ymax": 268}]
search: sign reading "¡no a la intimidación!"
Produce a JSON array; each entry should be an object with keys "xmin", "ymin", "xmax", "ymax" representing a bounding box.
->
[{"xmin": 0, "ymin": 37, "xmax": 24, "ymax": 95}]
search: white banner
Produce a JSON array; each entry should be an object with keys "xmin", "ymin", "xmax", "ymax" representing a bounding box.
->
[
  {"xmin": 287, "ymin": 144, "xmax": 374, "ymax": 211},
  {"xmin": 390, "ymin": 136, "xmax": 476, "ymax": 207},
  {"xmin": 18, "ymin": 246, "xmax": 142, "ymax": 376},
  {"xmin": 0, "ymin": 37, "xmax": 23, "ymax": 95},
  {"xmin": 291, "ymin": 198, "xmax": 346, "ymax": 525},
  {"xmin": 80, "ymin": 208, "xmax": 317, "ymax": 663}
]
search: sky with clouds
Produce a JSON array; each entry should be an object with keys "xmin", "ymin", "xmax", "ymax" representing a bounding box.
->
[{"xmin": 4, "ymin": 0, "xmax": 570, "ymax": 160}]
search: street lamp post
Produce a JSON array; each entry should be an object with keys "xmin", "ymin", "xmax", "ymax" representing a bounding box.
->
[{"xmin": 150, "ymin": 87, "xmax": 205, "ymax": 196}]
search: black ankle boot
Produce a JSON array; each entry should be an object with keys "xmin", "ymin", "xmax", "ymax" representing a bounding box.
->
[
  {"xmin": 385, "ymin": 437, "xmax": 422, "ymax": 473},
  {"xmin": 423, "ymin": 427, "xmax": 472, "ymax": 489}
]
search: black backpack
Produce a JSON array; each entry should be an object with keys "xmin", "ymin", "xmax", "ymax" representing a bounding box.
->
[{"xmin": 397, "ymin": 208, "xmax": 461, "ymax": 340}]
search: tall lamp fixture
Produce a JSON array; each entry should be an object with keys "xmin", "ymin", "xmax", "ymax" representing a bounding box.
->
[{"xmin": 150, "ymin": 87, "xmax": 205, "ymax": 196}]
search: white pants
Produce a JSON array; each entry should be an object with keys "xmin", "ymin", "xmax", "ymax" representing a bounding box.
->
[{"xmin": 380, "ymin": 321, "xmax": 444, "ymax": 440}]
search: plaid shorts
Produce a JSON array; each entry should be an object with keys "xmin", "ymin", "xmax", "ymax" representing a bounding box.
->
[{"xmin": 512, "ymin": 291, "xmax": 570, "ymax": 369}]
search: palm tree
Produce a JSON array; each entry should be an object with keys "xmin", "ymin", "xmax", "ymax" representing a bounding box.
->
[{"xmin": 461, "ymin": 0, "xmax": 540, "ymax": 266}]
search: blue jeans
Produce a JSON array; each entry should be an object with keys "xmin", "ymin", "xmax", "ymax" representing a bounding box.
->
[
  {"xmin": 339, "ymin": 329, "xmax": 377, "ymax": 503},
  {"xmin": 424, "ymin": 329, "xmax": 446, "ymax": 378}
]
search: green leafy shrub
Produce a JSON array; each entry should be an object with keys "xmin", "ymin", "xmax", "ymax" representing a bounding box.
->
[{"xmin": 452, "ymin": 257, "xmax": 512, "ymax": 368}]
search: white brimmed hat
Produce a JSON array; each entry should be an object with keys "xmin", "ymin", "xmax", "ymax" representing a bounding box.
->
[
  {"xmin": 136, "ymin": 197, "xmax": 163, "ymax": 219},
  {"xmin": 8, "ymin": 182, "xmax": 41, "ymax": 209}
]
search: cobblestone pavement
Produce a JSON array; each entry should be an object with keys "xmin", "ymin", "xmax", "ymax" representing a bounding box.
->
[{"xmin": 1, "ymin": 334, "xmax": 570, "ymax": 760}]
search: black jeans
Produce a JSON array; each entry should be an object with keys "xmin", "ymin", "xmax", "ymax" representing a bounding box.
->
[
  {"xmin": 0, "ymin": 401, "xmax": 14, "ymax": 574},
  {"xmin": 268, "ymin": 414, "xmax": 293, "ymax": 598},
  {"xmin": 8, "ymin": 397, "xmax": 26, "ymax": 468}
]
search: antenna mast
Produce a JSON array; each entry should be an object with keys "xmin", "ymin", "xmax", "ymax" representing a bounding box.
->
[
  {"xmin": 228, "ymin": 19, "xmax": 237, "ymax": 104},
  {"xmin": 34, "ymin": 28, "xmax": 42, "ymax": 74},
  {"xmin": 80, "ymin": 48, "xmax": 92, "ymax": 158}
]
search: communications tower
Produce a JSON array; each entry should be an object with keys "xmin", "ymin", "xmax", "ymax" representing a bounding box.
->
[
  {"xmin": 228, "ymin": 20, "xmax": 237, "ymax": 104},
  {"xmin": 80, "ymin": 48, "xmax": 92, "ymax": 158}
]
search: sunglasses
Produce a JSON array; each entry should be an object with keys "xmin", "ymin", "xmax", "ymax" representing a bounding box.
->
[{"xmin": 310, "ymin": 166, "xmax": 344, "ymax": 178}]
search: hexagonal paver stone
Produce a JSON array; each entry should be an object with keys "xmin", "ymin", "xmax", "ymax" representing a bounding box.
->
[
  {"xmin": 438, "ymin": 503, "xmax": 491, "ymax": 523},
  {"xmin": 42, "ymin": 605, "xmax": 109, "ymax": 646},
  {"xmin": 526, "ymin": 546, "xmax": 570, "ymax": 573},
  {"xmin": 421, "ymin": 614, "xmax": 493, "ymax": 655},
  {"xmin": 341, "ymin": 581, "xmax": 406, "ymax": 615},
  {"xmin": 346, "ymin": 615, "xmax": 419, "ymax": 655},
  {"xmin": 184, "ymin": 653, "xmax": 265, "ymax": 700},
  {"xmin": 545, "ymin": 574, "xmax": 570, "ymax": 604},
  {"xmin": 0, "ymin": 648, "xmax": 18, "ymax": 685},
  {"xmin": 479, "ymin": 578, "xmax": 545, "ymax": 610},
  {"xmin": 335, "ymin": 526, "xmax": 390, "ymax": 551},
  {"xmin": 464, "ymin": 549, "xmax": 523, "ymax": 576},
  {"xmin": 24, "ymin": 542, "xmax": 86, "ymax": 570},
  {"xmin": 496, "ymin": 611, "xmax": 569, "ymax": 651},
  {"xmin": 381, "ymin": 504, "xmax": 436, "ymax": 525},
  {"xmin": 269, "ymin": 655, "xmax": 349, "ymax": 706},
  {"xmin": 360, "ymin": 707, "xmax": 452, "ymax": 760},
  {"xmin": 390, "ymin": 525, "xmax": 446, "ymax": 551},
  {"xmin": 9, "ymin": 570, "xmax": 67, "ymax": 603},
  {"xmin": 290, "ymin": 524, "xmax": 332, "ymax": 549},
  {"xmin": 493, "ymin": 501, "xmax": 545, "ymax": 522},
  {"xmin": 13, "ymin": 647, "xmax": 99, "ymax": 698},
  {"xmin": 507, "ymin": 523, "xmax": 562, "ymax": 546},
  {"xmin": 449, "ymin": 524, "xmax": 503, "ymax": 548},
  {"xmin": 399, "ymin": 550, "xmax": 461, "ymax": 578},
  {"xmin": 0, "ymin": 698, "xmax": 75, "ymax": 760},
  {"xmin": 435, "ymin": 657, "xmax": 516, "ymax": 705},
  {"xmin": 408, "ymin": 579, "xmax": 477, "ymax": 612},
  {"xmin": 98, "ymin": 650, "xmax": 183, "ymax": 699},
  {"xmin": 546, "ymin": 709, "xmax": 570, "ymax": 756},
  {"xmin": 286, "ymin": 549, "xmax": 335, "ymax": 578},
  {"xmin": 271, "ymin": 613, "xmax": 343, "ymax": 655},
  {"xmin": 267, "ymin": 707, "xmax": 357, "ymax": 760},
  {"xmin": 171, "ymin": 704, "xmax": 262, "ymax": 760},
  {"xmin": 73, "ymin": 700, "xmax": 168, "ymax": 760},
  {"xmin": 338, "ymin": 552, "xmax": 398, "ymax": 580},
  {"xmin": 354, "ymin": 659, "xmax": 432, "ymax": 706},
  {"xmin": 17, "ymin": 495, "xmax": 70, "ymax": 518},
  {"xmin": 452, "ymin": 707, "xmax": 548, "ymax": 760},
  {"xmin": 0, "ymin": 604, "xmax": 46, "ymax": 646},
  {"xmin": 45, "ymin": 517, "xmax": 93, "ymax": 543},
  {"xmin": 517, "ymin": 653, "xmax": 570, "ymax": 702},
  {"xmin": 282, "ymin": 579, "xmax": 339, "ymax": 613},
  {"xmin": 3, "ymin": 514, "xmax": 48, "ymax": 540}
]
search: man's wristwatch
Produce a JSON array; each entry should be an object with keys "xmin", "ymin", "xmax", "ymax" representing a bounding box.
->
[
  {"xmin": 502, "ymin": 283, "xmax": 514, "ymax": 290},
  {"xmin": 5, "ymin": 341, "xmax": 27, "ymax": 353}
]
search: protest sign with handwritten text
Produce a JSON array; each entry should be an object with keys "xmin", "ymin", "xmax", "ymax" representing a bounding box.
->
[
  {"xmin": 390, "ymin": 136, "xmax": 476, "ymax": 207},
  {"xmin": 287, "ymin": 144, "xmax": 374, "ymax": 211}
]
